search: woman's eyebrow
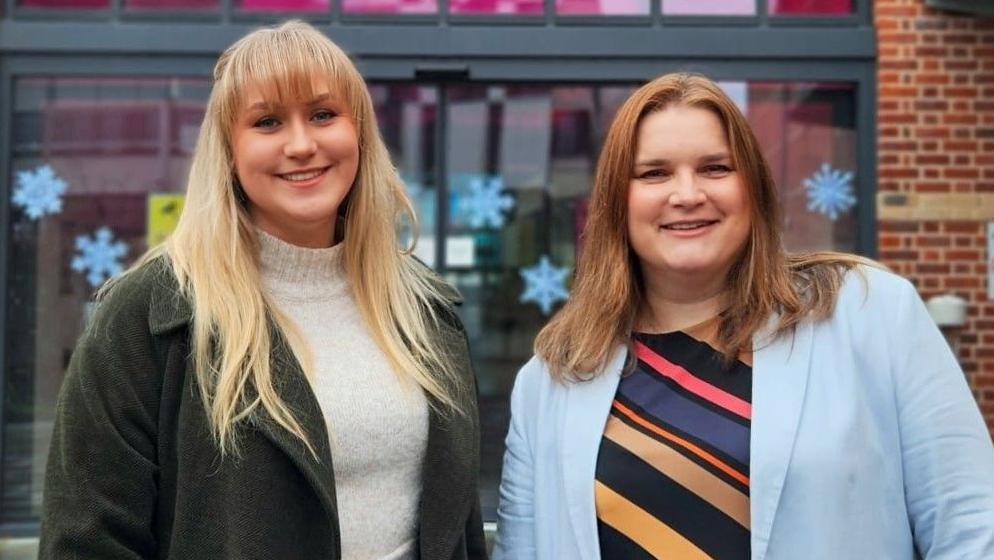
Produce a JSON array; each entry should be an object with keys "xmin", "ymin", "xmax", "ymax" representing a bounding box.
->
[
  {"xmin": 699, "ymin": 152, "xmax": 731, "ymax": 163},
  {"xmin": 634, "ymin": 158, "xmax": 670, "ymax": 168}
]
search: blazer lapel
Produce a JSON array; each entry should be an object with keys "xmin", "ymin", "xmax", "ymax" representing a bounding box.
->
[
  {"xmin": 560, "ymin": 346, "xmax": 627, "ymax": 560},
  {"xmin": 419, "ymin": 326, "xmax": 478, "ymax": 560},
  {"xmin": 750, "ymin": 318, "xmax": 814, "ymax": 560}
]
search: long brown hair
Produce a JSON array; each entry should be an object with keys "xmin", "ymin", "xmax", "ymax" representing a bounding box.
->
[{"xmin": 535, "ymin": 73, "xmax": 873, "ymax": 380}]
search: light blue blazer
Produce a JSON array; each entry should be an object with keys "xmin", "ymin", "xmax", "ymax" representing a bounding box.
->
[{"xmin": 493, "ymin": 266, "xmax": 994, "ymax": 559}]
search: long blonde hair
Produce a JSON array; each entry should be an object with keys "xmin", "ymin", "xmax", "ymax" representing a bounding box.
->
[
  {"xmin": 536, "ymin": 73, "xmax": 873, "ymax": 380},
  {"xmin": 120, "ymin": 21, "xmax": 464, "ymax": 455}
]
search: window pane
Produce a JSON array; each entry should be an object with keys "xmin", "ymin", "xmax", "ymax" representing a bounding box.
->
[
  {"xmin": 729, "ymin": 80, "xmax": 858, "ymax": 251},
  {"xmin": 18, "ymin": 0, "xmax": 109, "ymax": 8},
  {"xmin": 441, "ymin": 84, "xmax": 635, "ymax": 518},
  {"xmin": 449, "ymin": 0, "xmax": 542, "ymax": 15},
  {"xmin": 368, "ymin": 84, "xmax": 439, "ymax": 265},
  {"xmin": 235, "ymin": 0, "xmax": 329, "ymax": 12},
  {"xmin": 770, "ymin": 0, "xmax": 853, "ymax": 15},
  {"xmin": 557, "ymin": 0, "xmax": 648, "ymax": 16},
  {"xmin": 341, "ymin": 0, "xmax": 436, "ymax": 13},
  {"xmin": 125, "ymin": 0, "xmax": 218, "ymax": 9},
  {"xmin": 662, "ymin": 0, "xmax": 755, "ymax": 15},
  {"xmin": 3, "ymin": 77, "xmax": 209, "ymax": 522}
]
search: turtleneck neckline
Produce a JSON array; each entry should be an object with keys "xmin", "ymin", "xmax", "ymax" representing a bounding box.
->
[{"xmin": 257, "ymin": 228, "xmax": 348, "ymax": 301}]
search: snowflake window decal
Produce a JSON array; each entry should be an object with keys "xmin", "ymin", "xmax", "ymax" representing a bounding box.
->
[
  {"xmin": 457, "ymin": 175, "xmax": 515, "ymax": 230},
  {"xmin": 803, "ymin": 163, "xmax": 856, "ymax": 221},
  {"xmin": 12, "ymin": 165, "xmax": 68, "ymax": 220},
  {"xmin": 71, "ymin": 227, "xmax": 129, "ymax": 288},
  {"xmin": 519, "ymin": 255, "xmax": 570, "ymax": 316}
]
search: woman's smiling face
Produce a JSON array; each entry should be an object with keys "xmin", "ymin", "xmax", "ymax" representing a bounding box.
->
[
  {"xmin": 627, "ymin": 104, "xmax": 751, "ymax": 288},
  {"xmin": 230, "ymin": 78, "xmax": 359, "ymax": 248}
]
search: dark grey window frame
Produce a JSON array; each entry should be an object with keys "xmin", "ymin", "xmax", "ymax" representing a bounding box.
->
[{"xmin": 0, "ymin": 0, "xmax": 876, "ymax": 535}]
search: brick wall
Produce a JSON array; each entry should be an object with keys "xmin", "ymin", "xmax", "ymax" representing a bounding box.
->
[{"xmin": 876, "ymin": 0, "xmax": 994, "ymax": 433}]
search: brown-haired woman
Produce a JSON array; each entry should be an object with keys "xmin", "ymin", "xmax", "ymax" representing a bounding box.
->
[{"xmin": 493, "ymin": 73, "xmax": 994, "ymax": 559}]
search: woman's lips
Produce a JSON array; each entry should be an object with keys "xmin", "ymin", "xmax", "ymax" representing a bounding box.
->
[{"xmin": 276, "ymin": 166, "xmax": 330, "ymax": 188}]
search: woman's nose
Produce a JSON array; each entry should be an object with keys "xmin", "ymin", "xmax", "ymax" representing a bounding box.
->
[
  {"xmin": 668, "ymin": 171, "xmax": 707, "ymax": 207},
  {"xmin": 283, "ymin": 120, "xmax": 317, "ymax": 159}
]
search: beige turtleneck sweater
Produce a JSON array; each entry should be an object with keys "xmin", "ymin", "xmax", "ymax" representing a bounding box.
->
[{"xmin": 257, "ymin": 230, "xmax": 429, "ymax": 560}]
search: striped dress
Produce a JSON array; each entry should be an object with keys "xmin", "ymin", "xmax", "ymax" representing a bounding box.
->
[{"xmin": 595, "ymin": 318, "xmax": 752, "ymax": 559}]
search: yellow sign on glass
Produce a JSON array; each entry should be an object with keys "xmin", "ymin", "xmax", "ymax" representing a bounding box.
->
[{"xmin": 147, "ymin": 193, "xmax": 185, "ymax": 248}]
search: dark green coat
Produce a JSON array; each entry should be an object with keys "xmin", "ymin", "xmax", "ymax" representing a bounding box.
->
[{"xmin": 39, "ymin": 257, "xmax": 487, "ymax": 560}]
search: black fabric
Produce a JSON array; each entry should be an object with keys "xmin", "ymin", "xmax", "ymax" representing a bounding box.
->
[{"xmin": 39, "ymin": 256, "xmax": 487, "ymax": 560}]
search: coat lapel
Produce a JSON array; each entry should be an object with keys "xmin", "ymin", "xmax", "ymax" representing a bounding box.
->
[
  {"xmin": 419, "ymin": 324, "xmax": 479, "ymax": 560},
  {"xmin": 750, "ymin": 318, "xmax": 814, "ymax": 560},
  {"xmin": 147, "ymin": 262, "xmax": 341, "ymax": 556},
  {"xmin": 256, "ymin": 335, "xmax": 341, "ymax": 555},
  {"xmin": 560, "ymin": 346, "xmax": 627, "ymax": 560}
]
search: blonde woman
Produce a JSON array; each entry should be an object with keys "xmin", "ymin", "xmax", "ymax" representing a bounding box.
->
[
  {"xmin": 493, "ymin": 73, "xmax": 994, "ymax": 559},
  {"xmin": 40, "ymin": 21, "xmax": 485, "ymax": 560}
]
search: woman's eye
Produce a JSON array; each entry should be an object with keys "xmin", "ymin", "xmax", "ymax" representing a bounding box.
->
[
  {"xmin": 702, "ymin": 164, "xmax": 733, "ymax": 176},
  {"xmin": 253, "ymin": 116, "xmax": 279, "ymax": 129},
  {"xmin": 312, "ymin": 109, "xmax": 336, "ymax": 122},
  {"xmin": 638, "ymin": 169, "xmax": 670, "ymax": 180}
]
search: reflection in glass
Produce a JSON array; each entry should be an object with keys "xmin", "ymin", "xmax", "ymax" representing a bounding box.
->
[
  {"xmin": 342, "ymin": 0, "xmax": 436, "ymax": 12},
  {"xmin": 770, "ymin": 0, "xmax": 853, "ymax": 15},
  {"xmin": 449, "ymin": 0, "xmax": 542, "ymax": 15},
  {"xmin": 725, "ymin": 81, "xmax": 858, "ymax": 251},
  {"xmin": 662, "ymin": 0, "xmax": 754, "ymax": 15},
  {"xmin": 235, "ymin": 0, "xmax": 329, "ymax": 11},
  {"xmin": 125, "ymin": 0, "xmax": 218, "ymax": 9},
  {"xmin": 18, "ymin": 0, "xmax": 109, "ymax": 7},
  {"xmin": 367, "ymin": 84, "xmax": 439, "ymax": 265},
  {"xmin": 3, "ymin": 77, "xmax": 210, "ymax": 522},
  {"xmin": 557, "ymin": 0, "xmax": 648, "ymax": 16}
]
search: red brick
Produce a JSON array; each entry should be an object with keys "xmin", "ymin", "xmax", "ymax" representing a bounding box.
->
[{"xmin": 944, "ymin": 168, "xmax": 981, "ymax": 179}]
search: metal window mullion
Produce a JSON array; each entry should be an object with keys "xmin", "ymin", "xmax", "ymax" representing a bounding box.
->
[
  {"xmin": 650, "ymin": 0, "xmax": 660, "ymax": 27},
  {"xmin": 439, "ymin": 0, "xmax": 448, "ymax": 25},
  {"xmin": 221, "ymin": 0, "xmax": 232, "ymax": 24},
  {"xmin": 0, "ymin": 57, "xmax": 13, "ymax": 524},
  {"xmin": 435, "ymin": 84, "xmax": 447, "ymax": 271},
  {"xmin": 857, "ymin": 0, "xmax": 871, "ymax": 27},
  {"xmin": 4, "ymin": 0, "xmax": 14, "ymax": 19},
  {"xmin": 855, "ymin": 62, "xmax": 877, "ymax": 258},
  {"xmin": 111, "ymin": 0, "xmax": 123, "ymax": 21},
  {"xmin": 757, "ymin": 0, "xmax": 768, "ymax": 26},
  {"xmin": 544, "ymin": 0, "xmax": 553, "ymax": 25}
]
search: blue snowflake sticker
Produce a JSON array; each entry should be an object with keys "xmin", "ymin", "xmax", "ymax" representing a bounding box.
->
[
  {"xmin": 12, "ymin": 165, "xmax": 68, "ymax": 220},
  {"xmin": 458, "ymin": 176, "xmax": 515, "ymax": 229},
  {"xmin": 519, "ymin": 255, "xmax": 570, "ymax": 315},
  {"xmin": 803, "ymin": 163, "xmax": 856, "ymax": 221},
  {"xmin": 71, "ymin": 227, "xmax": 129, "ymax": 287}
]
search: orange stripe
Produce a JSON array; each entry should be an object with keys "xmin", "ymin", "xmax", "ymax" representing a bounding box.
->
[
  {"xmin": 612, "ymin": 400, "xmax": 750, "ymax": 487},
  {"xmin": 595, "ymin": 481, "xmax": 711, "ymax": 559},
  {"xmin": 604, "ymin": 416, "xmax": 750, "ymax": 528}
]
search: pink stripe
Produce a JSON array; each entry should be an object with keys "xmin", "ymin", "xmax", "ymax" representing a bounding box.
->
[{"xmin": 633, "ymin": 340, "xmax": 752, "ymax": 420}]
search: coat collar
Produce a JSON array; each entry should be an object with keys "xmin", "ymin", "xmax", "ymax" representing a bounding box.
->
[{"xmin": 558, "ymin": 318, "xmax": 814, "ymax": 560}]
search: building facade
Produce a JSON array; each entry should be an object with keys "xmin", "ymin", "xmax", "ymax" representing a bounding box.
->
[{"xmin": 3, "ymin": 0, "xmax": 979, "ymax": 552}]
